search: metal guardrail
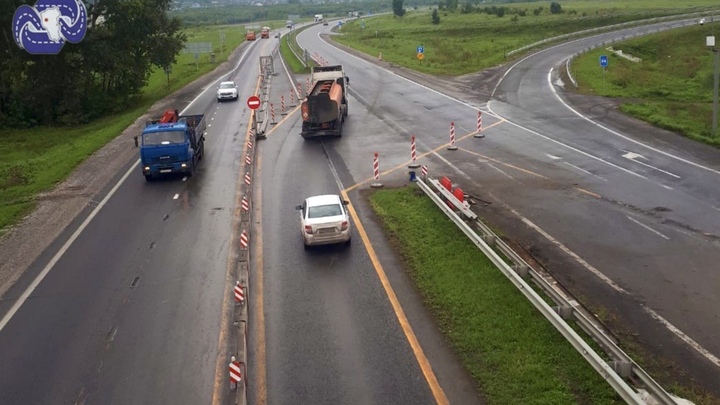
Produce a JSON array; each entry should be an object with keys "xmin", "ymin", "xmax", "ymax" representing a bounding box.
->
[
  {"xmin": 417, "ymin": 176, "xmax": 681, "ymax": 405},
  {"xmin": 505, "ymin": 9, "xmax": 720, "ymax": 58}
]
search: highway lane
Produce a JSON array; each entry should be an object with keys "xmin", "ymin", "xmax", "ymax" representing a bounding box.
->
[
  {"xmin": 0, "ymin": 39, "xmax": 269, "ymax": 404},
  {"xmin": 249, "ymin": 55, "xmax": 441, "ymax": 405},
  {"xmin": 296, "ymin": 19, "xmax": 720, "ymax": 390}
]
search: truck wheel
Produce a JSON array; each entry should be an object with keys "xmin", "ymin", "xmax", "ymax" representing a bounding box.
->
[{"xmin": 144, "ymin": 174, "xmax": 152, "ymax": 182}]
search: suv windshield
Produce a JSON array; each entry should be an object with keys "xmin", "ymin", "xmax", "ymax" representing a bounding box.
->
[
  {"xmin": 143, "ymin": 130, "xmax": 185, "ymax": 146},
  {"xmin": 220, "ymin": 83, "xmax": 235, "ymax": 89},
  {"xmin": 308, "ymin": 204, "xmax": 342, "ymax": 219}
]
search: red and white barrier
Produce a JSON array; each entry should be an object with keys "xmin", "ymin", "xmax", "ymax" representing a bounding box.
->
[
  {"xmin": 474, "ymin": 110, "xmax": 485, "ymax": 138},
  {"xmin": 371, "ymin": 152, "xmax": 383, "ymax": 188},
  {"xmin": 240, "ymin": 230, "xmax": 249, "ymax": 249},
  {"xmin": 244, "ymin": 172, "xmax": 251, "ymax": 186},
  {"xmin": 421, "ymin": 165, "xmax": 428, "ymax": 178},
  {"xmin": 270, "ymin": 103, "xmax": 276, "ymax": 124},
  {"xmin": 234, "ymin": 281, "xmax": 245, "ymax": 304},
  {"xmin": 241, "ymin": 196, "xmax": 249, "ymax": 212},
  {"xmin": 306, "ymin": 77, "xmax": 311, "ymax": 95},
  {"xmin": 245, "ymin": 154, "xmax": 252, "ymax": 166},
  {"xmin": 280, "ymin": 95, "xmax": 287, "ymax": 115},
  {"xmin": 408, "ymin": 135, "xmax": 420, "ymax": 168},
  {"xmin": 247, "ymin": 140, "xmax": 253, "ymax": 150},
  {"xmin": 229, "ymin": 356, "xmax": 242, "ymax": 386},
  {"xmin": 289, "ymin": 89, "xmax": 296, "ymax": 107},
  {"xmin": 447, "ymin": 121, "xmax": 458, "ymax": 150}
]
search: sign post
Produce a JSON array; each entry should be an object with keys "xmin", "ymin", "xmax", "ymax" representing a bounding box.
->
[
  {"xmin": 599, "ymin": 55, "xmax": 608, "ymax": 92},
  {"xmin": 247, "ymin": 95, "xmax": 261, "ymax": 110}
]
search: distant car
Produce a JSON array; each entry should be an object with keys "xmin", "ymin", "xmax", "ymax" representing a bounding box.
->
[
  {"xmin": 295, "ymin": 194, "xmax": 351, "ymax": 249},
  {"xmin": 217, "ymin": 81, "xmax": 238, "ymax": 102},
  {"xmin": 275, "ymin": 32, "xmax": 280, "ymax": 38},
  {"xmin": 699, "ymin": 18, "xmax": 705, "ymax": 25},
  {"xmin": 323, "ymin": 20, "xmax": 328, "ymax": 26}
]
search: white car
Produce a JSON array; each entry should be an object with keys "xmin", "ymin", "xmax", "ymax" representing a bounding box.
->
[
  {"xmin": 217, "ymin": 81, "xmax": 238, "ymax": 102},
  {"xmin": 295, "ymin": 194, "xmax": 351, "ymax": 249}
]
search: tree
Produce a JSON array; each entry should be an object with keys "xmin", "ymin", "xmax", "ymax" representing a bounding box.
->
[
  {"xmin": 0, "ymin": 0, "xmax": 186, "ymax": 126},
  {"xmin": 550, "ymin": 2, "xmax": 563, "ymax": 14},
  {"xmin": 431, "ymin": 9, "xmax": 440, "ymax": 24},
  {"xmin": 392, "ymin": 0, "xmax": 405, "ymax": 17},
  {"xmin": 446, "ymin": 0, "xmax": 458, "ymax": 12}
]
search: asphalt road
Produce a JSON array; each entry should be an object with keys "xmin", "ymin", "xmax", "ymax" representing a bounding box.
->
[
  {"xmin": 0, "ymin": 38, "xmax": 273, "ymax": 404},
  {"xmin": 295, "ymin": 18, "xmax": 720, "ymax": 392}
]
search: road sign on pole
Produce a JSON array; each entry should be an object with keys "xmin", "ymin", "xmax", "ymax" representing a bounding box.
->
[
  {"xmin": 600, "ymin": 55, "xmax": 608, "ymax": 68},
  {"xmin": 247, "ymin": 95, "xmax": 261, "ymax": 110},
  {"xmin": 417, "ymin": 53, "xmax": 424, "ymax": 60},
  {"xmin": 417, "ymin": 45, "xmax": 424, "ymax": 54}
]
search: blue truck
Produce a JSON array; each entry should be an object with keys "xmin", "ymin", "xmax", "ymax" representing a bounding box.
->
[{"xmin": 133, "ymin": 113, "xmax": 207, "ymax": 181}]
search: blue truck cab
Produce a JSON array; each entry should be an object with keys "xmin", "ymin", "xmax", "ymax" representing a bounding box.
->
[{"xmin": 134, "ymin": 114, "xmax": 207, "ymax": 181}]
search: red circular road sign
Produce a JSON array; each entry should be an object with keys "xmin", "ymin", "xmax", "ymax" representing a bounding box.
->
[{"xmin": 247, "ymin": 95, "xmax": 261, "ymax": 110}]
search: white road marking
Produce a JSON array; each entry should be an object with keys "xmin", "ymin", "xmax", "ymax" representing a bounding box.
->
[
  {"xmin": 0, "ymin": 160, "xmax": 140, "ymax": 332},
  {"xmin": 173, "ymin": 194, "xmax": 179, "ymax": 200},
  {"xmin": 642, "ymin": 306, "xmax": 720, "ymax": 368},
  {"xmin": 564, "ymin": 162, "xmax": 608, "ymax": 181},
  {"xmin": 547, "ymin": 154, "xmax": 562, "ymax": 160},
  {"xmin": 182, "ymin": 176, "xmax": 187, "ymax": 182},
  {"xmin": 626, "ymin": 216, "xmax": 670, "ymax": 240},
  {"xmin": 547, "ymin": 66, "xmax": 720, "ymax": 176},
  {"xmin": 487, "ymin": 162, "xmax": 517, "ymax": 182},
  {"xmin": 622, "ymin": 152, "xmax": 681, "ymax": 179}
]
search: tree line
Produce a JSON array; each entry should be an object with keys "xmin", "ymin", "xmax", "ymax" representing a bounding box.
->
[{"xmin": 0, "ymin": 0, "xmax": 186, "ymax": 128}]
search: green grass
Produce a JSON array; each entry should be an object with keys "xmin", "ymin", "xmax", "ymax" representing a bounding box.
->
[
  {"xmin": 333, "ymin": 1, "xmax": 720, "ymax": 76},
  {"xmin": 369, "ymin": 185, "xmax": 625, "ymax": 405},
  {"xmin": 571, "ymin": 23, "xmax": 720, "ymax": 145},
  {"xmin": 280, "ymin": 32, "xmax": 312, "ymax": 74},
  {"xmin": 0, "ymin": 24, "xmax": 248, "ymax": 235}
]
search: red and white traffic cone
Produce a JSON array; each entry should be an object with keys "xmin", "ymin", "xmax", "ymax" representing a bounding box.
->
[
  {"xmin": 280, "ymin": 96, "xmax": 287, "ymax": 115},
  {"xmin": 270, "ymin": 103, "xmax": 276, "ymax": 125},
  {"xmin": 408, "ymin": 135, "xmax": 420, "ymax": 168},
  {"xmin": 371, "ymin": 152, "xmax": 383, "ymax": 188},
  {"xmin": 289, "ymin": 89, "xmax": 296, "ymax": 107},
  {"xmin": 447, "ymin": 121, "xmax": 458, "ymax": 150},
  {"xmin": 474, "ymin": 110, "xmax": 485, "ymax": 138}
]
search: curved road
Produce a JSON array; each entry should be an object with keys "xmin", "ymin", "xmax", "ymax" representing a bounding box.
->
[{"xmin": 295, "ymin": 17, "xmax": 720, "ymax": 393}]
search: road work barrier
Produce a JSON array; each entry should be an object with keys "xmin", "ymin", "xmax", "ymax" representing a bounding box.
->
[
  {"xmin": 371, "ymin": 152, "xmax": 383, "ymax": 188},
  {"xmin": 474, "ymin": 111, "xmax": 484, "ymax": 138},
  {"xmin": 416, "ymin": 175, "xmax": 690, "ymax": 405},
  {"xmin": 447, "ymin": 122, "xmax": 458, "ymax": 151},
  {"xmin": 409, "ymin": 136, "xmax": 420, "ymax": 169}
]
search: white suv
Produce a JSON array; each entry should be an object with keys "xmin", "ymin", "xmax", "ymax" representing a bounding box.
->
[
  {"xmin": 217, "ymin": 81, "xmax": 238, "ymax": 102},
  {"xmin": 295, "ymin": 194, "xmax": 351, "ymax": 249}
]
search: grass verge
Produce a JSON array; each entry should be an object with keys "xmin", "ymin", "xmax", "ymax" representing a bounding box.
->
[
  {"xmin": 571, "ymin": 22, "xmax": 720, "ymax": 145},
  {"xmin": 369, "ymin": 185, "xmax": 624, "ymax": 404},
  {"xmin": 333, "ymin": 1, "xmax": 719, "ymax": 76},
  {"xmin": 0, "ymin": 24, "xmax": 247, "ymax": 236},
  {"xmin": 280, "ymin": 26, "xmax": 316, "ymax": 74}
]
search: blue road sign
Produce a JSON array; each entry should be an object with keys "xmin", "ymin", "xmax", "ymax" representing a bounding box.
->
[
  {"xmin": 417, "ymin": 45, "xmax": 424, "ymax": 54},
  {"xmin": 600, "ymin": 55, "xmax": 608, "ymax": 67}
]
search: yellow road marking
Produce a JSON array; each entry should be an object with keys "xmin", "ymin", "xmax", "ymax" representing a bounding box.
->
[
  {"xmin": 344, "ymin": 119, "xmax": 507, "ymax": 192},
  {"xmin": 457, "ymin": 147, "xmax": 547, "ymax": 179},
  {"xmin": 262, "ymin": 106, "xmax": 301, "ymax": 138},
  {"xmin": 253, "ymin": 151, "xmax": 268, "ymax": 405},
  {"xmin": 211, "ymin": 73, "xmax": 263, "ymax": 405},
  {"xmin": 575, "ymin": 187, "xmax": 601, "ymax": 199},
  {"xmin": 340, "ymin": 189, "xmax": 450, "ymax": 405}
]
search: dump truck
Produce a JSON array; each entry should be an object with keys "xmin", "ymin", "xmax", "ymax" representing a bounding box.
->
[
  {"xmin": 134, "ymin": 113, "xmax": 207, "ymax": 181},
  {"xmin": 300, "ymin": 65, "xmax": 349, "ymax": 138},
  {"xmin": 260, "ymin": 26, "xmax": 270, "ymax": 38},
  {"xmin": 246, "ymin": 30, "xmax": 256, "ymax": 41}
]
